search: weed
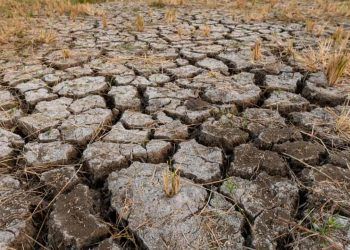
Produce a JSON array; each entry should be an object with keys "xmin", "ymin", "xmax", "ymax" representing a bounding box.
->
[
  {"xmin": 208, "ymin": 71, "xmax": 220, "ymax": 78},
  {"xmin": 312, "ymin": 215, "xmax": 344, "ymax": 236},
  {"xmin": 224, "ymin": 179, "xmax": 236, "ymax": 194},
  {"xmin": 163, "ymin": 168, "xmax": 181, "ymax": 197},
  {"xmin": 241, "ymin": 114, "xmax": 249, "ymax": 129},
  {"xmin": 135, "ymin": 14, "xmax": 145, "ymax": 32}
]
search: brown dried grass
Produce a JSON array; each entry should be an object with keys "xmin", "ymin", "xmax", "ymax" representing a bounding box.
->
[{"xmin": 163, "ymin": 168, "xmax": 180, "ymax": 197}]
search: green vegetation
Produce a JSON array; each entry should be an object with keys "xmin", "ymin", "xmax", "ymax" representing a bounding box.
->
[
  {"xmin": 311, "ymin": 215, "xmax": 344, "ymax": 236},
  {"xmin": 225, "ymin": 179, "xmax": 237, "ymax": 194}
]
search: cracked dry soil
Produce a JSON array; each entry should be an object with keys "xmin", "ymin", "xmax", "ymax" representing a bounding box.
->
[{"xmin": 1, "ymin": 1, "xmax": 350, "ymax": 249}]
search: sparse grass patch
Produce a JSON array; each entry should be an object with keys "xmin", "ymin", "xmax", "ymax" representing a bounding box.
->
[
  {"xmin": 0, "ymin": 0, "xmax": 106, "ymax": 49},
  {"xmin": 0, "ymin": 18, "xmax": 27, "ymax": 45}
]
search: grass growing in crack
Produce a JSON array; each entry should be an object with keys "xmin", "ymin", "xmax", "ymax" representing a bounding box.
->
[
  {"xmin": 176, "ymin": 26, "xmax": 185, "ymax": 37},
  {"xmin": 162, "ymin": 168, "xmax": 180, "ymax": 197},
  {"xmin": 335, "ymin": 103, "xmax": 350, "ymax": 141},
  {"xmin": 61, "ymin": 48, "xmax": 72, "ymax": 60},
  {"xmin": 311, "ymin": 215, "xmax": 344, "ymax": 236},
  {"xmin": 224, "ymin": 179, "xmax": 236, "ymax": 194},
  {"xmin": 252, "ymin": 39, "xmax": 262, "ymax": 61},
  {"xmin": 201, "ymin": 25, "xmax": 211, "ymax": 37},
  {"xmin": 101, "ymin": 13, "xmax": 108, "ymax": 29},
  {"xmin": 326, "ymin": 53, "xmax": 349, "ymax": 86},
  {"xmin": 295, "ymin": 37, "xmax": 350, "ymax": 85},
  {"xmin": 135, "ymin": 14, "xmax": 145, "ymax": 32}
]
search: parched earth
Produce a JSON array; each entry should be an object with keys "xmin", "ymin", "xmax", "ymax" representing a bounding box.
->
[{"xmin": 1, "ymin": 1, "xmax": 350, "ymax": 249}]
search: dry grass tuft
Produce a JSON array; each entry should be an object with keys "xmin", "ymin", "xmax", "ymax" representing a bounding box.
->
[
  {"xmin": 149, "ymin": 0, "xmax": 166, "ymax": 8},
  {"xmin": 252, "ymin": 39, "xmax": 262, "ymax": 61},
  {"xmin": 208, "ymin": 71, "xmax": 220, "ymax": 78},
  {"xmin": 305, "ymin": 19, "xmax": 315, "ymax": 33},
  {"xmin": 201, "ymin": 25, "xmax": 211, "ymax": 37},
  {"xmin": 332, "ymin": 26, "xmax": 348, "ymax": 44},
  {"xmin": 149, "ymin": 0, "xmax": 186, "ymax": 7},
  {"xmin": 326, "ymin": 53, "xmax": 349, "ymax": 86},
  {"xmin": 61, "ymin": 48, "xmax": 72, "ymax": 59},
  {"xmin": 335, "ymin": 103, "xmax": 350, "ymax": 141},
  {"xmin": 169, "ymin": 0, "xmax": 186, "ymax": 5},
  {"xmin": 296, "ymin": 39, "xmax": 333, "ymax": 72},
  {"xmin": 135, "ymin": 14, "xmax": 145, "ymax": 32},
  {"xmin": 102, "ymin": 13, "xmax": 108, "ymax": 29},
  {"xmin": 34, "ymin": 29, "xmax": 57, "ymax": 45},
  {"xmin": 235, "ymin": 0, "xmax": 247, "ymax": 9},
  {"xmin": 165, "ymin": 8, "xmax": 176, "ymax": 23},
  {"xmin": 177, "ymin": 26, "xmax": 185, "ymax": 37},
  {"xmin": 163, "ymin": 168, "xmax": 181, "ymax": 197},
  {"xmin": 295, "ymin": 37, "xmax": 350, "ymax": 85}
]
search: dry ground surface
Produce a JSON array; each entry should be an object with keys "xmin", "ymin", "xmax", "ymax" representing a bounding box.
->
[{"xmin": 1, "ymin": 0, "xmax": 350, "ymax": 249}]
